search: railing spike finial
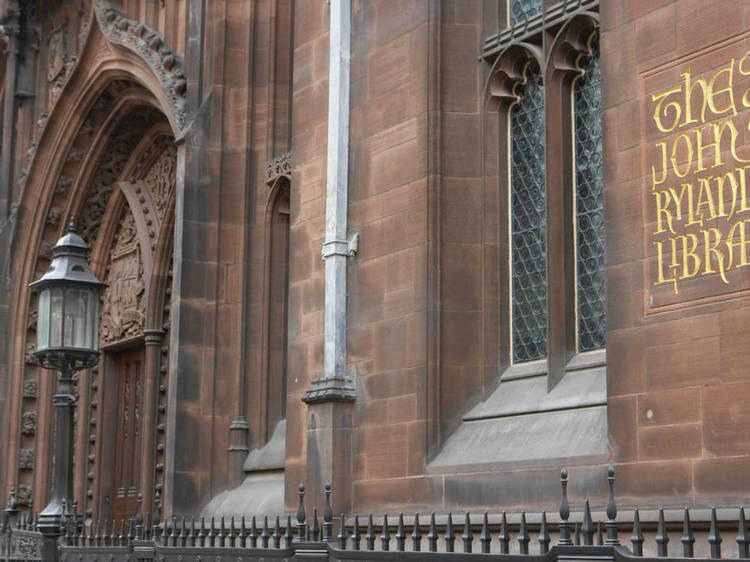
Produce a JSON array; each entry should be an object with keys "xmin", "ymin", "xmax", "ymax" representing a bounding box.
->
[
  {"xmin": 366, "ymin": 513, "xmax": 375, "ymax": 551},
  {"xmin": 518, "ymin": 512, "xmax": 530, "ymax": 554},
  {"xmin": 709, "ymin": 506, "xmax": 722, "ymax": 559},
  {"xmin": 428, "ymin": 512, "xmax": 438, "ymax": 552},
  {"xmin": 582, "ymin": 500, "xmax": 594, "ymax": 546},
  {"xmin": 596, "ymin": 521, "xmax": 603, "ymax": 546},
  {"xmin": 251, "ymin": 515, "xmax": 259, "ymax": 547},
  {"xmin": 738, "ymin": 507, "xmax": 749, "ymax": 558},
  {"xmin": 285, "ymin": 515, "xmax": 294, "ymax": 548},
  {"xmin": 381, "ymin": 512, "xmax": 391, "ymax": 551},
  {"xmin": 323, "ymin": 482, "xmax": 333, "ymax": 541},
  {"xmin": 480, "ymin": 512, "xmax": 491, "ymax": 554},
  {"xmin": 208, "ymin": 516, "xmax": 216, "ymax": 548},
  {"xmin": 262, "ymin": 515, "xmax": 271, "ymax": 548},
  {"xmin": 198, "ymin": 516, "xmax": 206, "ymax": 547},
  {"xmin": 631, "ymin": 508, "xmax": 644, "ymax": 556},
  {"xmin": 312, "ymin": 508, "xmax": 320, "ymax": 542},
  {"xmin": 539, "ymin": 511, "xmax": 551, "ymax": 554},
  {"xmin": 558, "ymin": 467, "xmax": 573, "ymax": 545},
  {"xmin": 412, "ymin": 512, "xmax": 422, "ymax": 552},
  {"xmin": 396, "ymin": 512, "xmax": 406, "ymax": 552},
  {"xmin": 499, "ymin": 511, "xmax": 510, "ymax": 554},
  {"xmin": 337, "ymin": 513, "xmax": 348, "ymax": 550},
  {"xmin": 238, "ymin": 515, "xmax": 247, "ymax": 548},
  {"xmin": 682, "ymin": 507, "xmax": 695, "ymax": 558},
  {"xmin": 605, "ymin": 465, "xmax": 619, "ymax": 545},
  {"xmin": 656, "ymin": 507, "xmax": 669, "ymax": 557},
  {"xmin": 462, "ymin": 512, "xmax": 473, "ymax": 553},
  {"xmin": 274, "ymin": 515, "xmax": 282, "ymax": 548},
  {"xmin": 445, "ymin": 512, "xmax": 455, "ymax": 553},
  {"xmin": 297, "ymin": 484, "xmax": 307, "ymax": 541},
  {"xmin": 351, "ymin": 514, "xmax": 361, "ymax": 550}
]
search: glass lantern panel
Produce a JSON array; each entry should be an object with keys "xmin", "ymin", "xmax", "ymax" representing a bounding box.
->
[
  {"xmin": 64, "ymin": 287, "xmax": 88, "ymax": 349},
  {"xmin": 86, "ymin": 291, "xmax": 100, "ymax": 352},
  {"xmin": 510, "ymin": 65, "xmax": 547, "ymax": 363},
  {"xmin": 37, "ymin": 289, "xmax": 50, "ymax": 351},
  {"xmin": 50, "ymin": 287, "xmax": 64, "ymax": 348},
  {"xmin": 574, "ymin": 41, "xmax": 606, "ymax": 352}
]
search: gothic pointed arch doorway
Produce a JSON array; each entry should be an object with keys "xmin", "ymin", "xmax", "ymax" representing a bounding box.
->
[{"xmin": 89, "ymin": 126, "xmax": 177, "ymax": 523}]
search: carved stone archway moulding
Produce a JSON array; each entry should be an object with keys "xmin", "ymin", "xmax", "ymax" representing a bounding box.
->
[
  {"xmin": 4, "ymin": 0, "xmax": 184, "ymax": 515},
  {"xmin": 93, "ymin": 0, "xmax": 187, "ymax": 131}
]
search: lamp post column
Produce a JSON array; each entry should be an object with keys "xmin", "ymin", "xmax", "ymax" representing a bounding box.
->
[{"xmin": 37, "ymin": 365, "xmax": 76, "ymax": 562}]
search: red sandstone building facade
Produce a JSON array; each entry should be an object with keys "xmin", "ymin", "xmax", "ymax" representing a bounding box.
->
[{"xmin": 0, "ymin": 0, "xmax": 749, "ymax": 530}]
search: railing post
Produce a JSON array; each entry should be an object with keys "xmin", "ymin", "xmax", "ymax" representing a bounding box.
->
[
  {"xmin": 558, "ymin": 468, "xmax": 573, "ymax": 545},
  {"xmin": 297, "ymin": 484, "xmax": 307, "ymax": 541},
  {"xmin": 605, "ymin": 465, "xmax": 619, "ymax": 546}
]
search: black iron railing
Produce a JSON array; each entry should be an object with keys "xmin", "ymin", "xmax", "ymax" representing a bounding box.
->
[{"xmin": 5, "ymin": 467, "xmax": 750, "ymax": 562}]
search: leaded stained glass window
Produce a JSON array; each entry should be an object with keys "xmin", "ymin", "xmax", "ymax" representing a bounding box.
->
[
  {"xmin": 573, "ymin": 41, "xmax": 606, "ymax": 352},
  {"xmin": 511, "ymin": 66, "xmax": 546, "ymax": 363},
  {"xmin": 510, "ymin": 0, "xmax": 543, "ymax": 27}
]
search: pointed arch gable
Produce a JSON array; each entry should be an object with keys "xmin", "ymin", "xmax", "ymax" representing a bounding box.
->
[{"xmin": 3, "ymin": 8, "xmax": 183, "ymax": 507}]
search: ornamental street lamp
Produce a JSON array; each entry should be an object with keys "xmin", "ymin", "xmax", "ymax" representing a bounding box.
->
[{"xmin": 29, "ymin": 220, "xmax": 106, "ymax": 560}]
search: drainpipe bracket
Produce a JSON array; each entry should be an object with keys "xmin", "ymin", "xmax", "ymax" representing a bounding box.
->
[{"xmin": 321, "ymin": 232, "xmax": 359, "ymax": 260}]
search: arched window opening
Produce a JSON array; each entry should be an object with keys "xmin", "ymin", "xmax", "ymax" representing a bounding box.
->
[
  {"xmin": 573, "ymin": 39, "xmax": 605, "ymax": 352},
  {"xmin": 510, "ymin": 64, "xmax": 546, "ymax": 364},
  {"xmin": 266, "ymin": 188, "xmax": 290, "ymax": 435}
]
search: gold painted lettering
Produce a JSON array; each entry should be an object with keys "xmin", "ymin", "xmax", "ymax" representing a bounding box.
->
[
  {"xmin": 652, "ymin": 85, "xmax": 683, "ymax": 132},
  {"xmin": 671, "ymin": 133, "xmax": 694, "ymax": 177},
  {"xmin": 652, "ymin": 141, "xmax": 669, "ymax": 188},
  {"xmin": 702, "ymin": 227, "xmax": 729, "ymax": 283},
  {"xmin": 654, "ymin": 238, "xmax": 678, "ymax": 293},
  {"xmin": 696, "ymin": 176, "xmax": 718, "ymax": 221},
  {"xmin": 740, "ymin": 50, "xmax": 750, "ymax": 107},
  {"xmin": 706, "ymin": 60, "xmax": 737, "ymax": 118},
  {"xmin": 684, "ymin": 182, "xmax": 703, "ymax": 227},
  {"xmin": 727, "ymin": 218, "xmax": 750, "ymax": 268},
  {"xmin": 695, "ymin": 124, "xmax": 722, "ymax": 171},
  {"xmin": 668, "ymin": 184, "xmax": 688, "ymax": 221},
  {"xmin": 714, "ymin": 170, "xmax": 738, "ymax": 219},
  {"xmin": 714, "ymin": 118, "xmax": 750, "ymax": 164},
  {"xmin": 654, "ymin": 189, "xmax": 675, "ymax": 234},
  {"xmin": 680, "ymin": 233, "xmax": 701, "ymax": 278},
  {"xmin": 736, "ymin": 164, "xmax": 750, "ymax": 212},
  {"xmin": 680, "ymin": 68, "xmax": 707, "ymax": 126}
]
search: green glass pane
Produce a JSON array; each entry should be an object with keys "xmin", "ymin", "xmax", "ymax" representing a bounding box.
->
[
  {"xmin": 511, "ymin": 67, "xmax": 547, "ymax": 363},
  {"xmin": 574, "ymin": 41, "xmax": 606, "ymax": 352},
  {"xmin": 510, "ymin": 0, "xmax": 543, "ymax": 26}
]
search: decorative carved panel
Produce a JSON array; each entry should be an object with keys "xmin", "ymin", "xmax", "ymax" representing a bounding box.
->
[
  {"xmin": 101, "ymin": 211, "xmax": 145, "ymax": 343},
  {"xmin": 143, "ymin": 145, "xmax": 176, "ymax": 221},
  {"xmin": 18, "ymin": 449, "xmax": 34, "ymax": 470},
  {"xmin": 21, "ymin": 413, "xmax": 36, "ymax": 436},
  {"xmin": 15, "ymin": 485, "xmax": 32, "ymax": 507},
  {"xmin": 22, "ymin": 380, "xmax": 37, "ymax": 399},
  {"xmin": 265, "ymin": 152, "xmax": 292, "ymax": 186},
  {"xmin": 79, "ymin": 112, "xmax": 159, "ymax": 245}
]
